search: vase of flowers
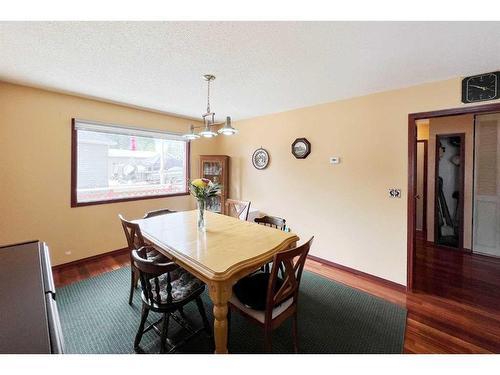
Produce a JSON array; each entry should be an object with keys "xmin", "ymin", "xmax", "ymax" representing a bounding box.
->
[{"xmin": 189, "ymin": 178, "xmax": 221, "ymax": 231}]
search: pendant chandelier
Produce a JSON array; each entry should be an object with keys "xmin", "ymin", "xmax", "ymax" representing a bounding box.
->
[{"xmin": 183, "ymin": 74, "xmax": 238, "ymax": 140}]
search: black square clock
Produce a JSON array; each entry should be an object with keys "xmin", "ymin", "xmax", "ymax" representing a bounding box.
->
[{"xmin": 461, "ymin": 71, "xmax": 500, "ymax": 103}]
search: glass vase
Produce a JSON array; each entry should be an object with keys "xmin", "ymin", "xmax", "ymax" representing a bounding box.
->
[{"xmin": 197, "ymin": 199, "xmax": 206, "ymax": 231}]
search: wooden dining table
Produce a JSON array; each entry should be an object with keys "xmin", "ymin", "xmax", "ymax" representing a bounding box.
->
[{"xmin": 134, "ymin": 209, "xmax": 299, "ymax": 353}]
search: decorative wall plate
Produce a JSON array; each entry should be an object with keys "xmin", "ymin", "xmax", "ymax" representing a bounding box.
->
[
  {"xmin": 252, "ymin": 148, "xmax": 270, "ymax": 170},
  {"xmin": 292, "ymin": 138, "xmax": 311, "ymax": 159}
]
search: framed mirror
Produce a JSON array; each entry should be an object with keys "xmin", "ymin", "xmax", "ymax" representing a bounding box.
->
[{"xmin": 291, "ymin": 138, "xmax": 311, "ymax": 159}]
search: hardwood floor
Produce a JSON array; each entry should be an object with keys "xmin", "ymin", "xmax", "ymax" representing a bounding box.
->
[
  {"xmin": 53, "ymin": 250, "xmax": 129, "ymax": 287},
  {"xmin": 53, "ymin": 242, "xmax": 500, "ymax": 353},
  {"xmin": 413, "ymin": 240, "xmax": 500, "ymax": 310}
]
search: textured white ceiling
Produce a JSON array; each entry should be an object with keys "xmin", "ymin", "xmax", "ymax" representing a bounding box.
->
[{"xmin": 1, "ymin": 21, "xmax": 499, "ymax": 120}]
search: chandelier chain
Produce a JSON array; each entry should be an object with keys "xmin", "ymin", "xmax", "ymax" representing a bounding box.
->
[{"xmin": 206, "ymin": 79, "xmax": 211, "ymax": 113}]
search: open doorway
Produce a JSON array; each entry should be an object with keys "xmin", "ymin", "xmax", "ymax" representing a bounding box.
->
[
  {"xmin": 407, "ymin": 103, "xmax": 500, "ymax": 298},
  {"xmin": 414, "ymin": 115, "xmax": 471, "ymax": 253}
]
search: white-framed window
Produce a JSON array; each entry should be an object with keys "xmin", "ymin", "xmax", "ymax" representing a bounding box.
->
[{"xmin": 71, "ymin": 119, "xmax": 189, "ymax": 206}]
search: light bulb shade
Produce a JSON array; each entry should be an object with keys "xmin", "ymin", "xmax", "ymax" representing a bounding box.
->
[
  {"xmin": 218, "ymin": 128, "xmax": 237, "ymax": 135},
  {"xmin": 199, "ymin": 130, "xmax": 218, "ymax": 138},
  {"xmin": 182, "ymin": 124, "xmax": 200, "ymax": 140},
  {"xmin": 199, "ymin": 123, "xmax": 218, "ymax": 138},
  {"xmin": 218, "ymin": 116, "xmax": 238, "ymax": 135},
  {"xmin": 183, "ymin": 133, "xmax": 200, "ymax": 140}
]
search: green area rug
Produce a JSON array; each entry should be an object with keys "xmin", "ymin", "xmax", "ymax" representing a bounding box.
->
[{"xmin": 57, "ymin": 267, "xmax": 406, "ymax": 354}]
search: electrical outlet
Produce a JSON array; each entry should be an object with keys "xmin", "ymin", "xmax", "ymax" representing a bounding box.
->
[{"xmin": 389, "ymin": 188, "xmax": 401, "ymax": 198}]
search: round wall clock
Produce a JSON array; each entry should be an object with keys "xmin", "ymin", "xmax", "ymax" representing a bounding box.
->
[
  {"xmin": 292, "ymin": 138, "xmax": 311, "ymax": 159},
  {"xmin": 252, "ymin": 148, "xmax": 270, "ymax": 170}
]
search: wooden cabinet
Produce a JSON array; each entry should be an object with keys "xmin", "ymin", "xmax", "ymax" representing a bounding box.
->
[{"xmin": 199, "ymin": 155, "xmax": 229, "ymax": 213}]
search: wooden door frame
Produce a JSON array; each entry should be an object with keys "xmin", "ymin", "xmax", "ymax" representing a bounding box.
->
[
  {"xmin": 433, "ymin": 133, "xmax": 466, "ymax": 251},
  {"xmin": 416, "ymin": 140, "xmax": 428, "ymax": 238},
  {"xmin": 407, "ymin": 102, "xmax": 500, "ymax": 290}
]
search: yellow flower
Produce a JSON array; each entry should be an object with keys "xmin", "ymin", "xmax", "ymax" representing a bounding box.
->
[{"xmin": 191, "ymin": 178, "xmax": 208, "ymax": 188}]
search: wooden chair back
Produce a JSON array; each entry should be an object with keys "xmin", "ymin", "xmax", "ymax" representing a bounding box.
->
[
  {"xmin": 119, "ymin": 214, "xmax": 146, "ymax": 252},
  {"xmin": 224, "ymin": 199, "xmax": 251, "ymax": 221},
  {"xmin": 255, "ymin": 215, "xmax": 286, "ymax": 230},
  {"xmin": 265, "ymin": 237, "xmax": 314, "ymax": 321},
  {"xmin": 131, "ymin": 249, "xmax": 178, "ymax": 306},
  {"xmin": 143, "ymin": 209, "xmax": 176, "ymax": 219}
]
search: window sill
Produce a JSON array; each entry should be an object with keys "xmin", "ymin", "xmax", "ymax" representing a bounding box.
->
[{"xmin": 71, "ymin": 192, "xmax": 190, "ymax": 208}]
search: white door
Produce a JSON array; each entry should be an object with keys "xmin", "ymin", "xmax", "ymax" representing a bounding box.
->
[{"xmin": 473, "ymin": 113, "xmax": 500, "ymax": 256}]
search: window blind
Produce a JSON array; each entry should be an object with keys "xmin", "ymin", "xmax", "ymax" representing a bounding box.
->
[{"xmin": 74, "ymin": 119, "xmax": 186, "ymax": 142}]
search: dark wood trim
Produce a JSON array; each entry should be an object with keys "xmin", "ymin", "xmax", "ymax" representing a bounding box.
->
[
  {"xmin": 70, "ymin": 118, "xmax": 77, "ymax": 207},
  {"xmin": 434, "ymin": 134, "xmax": 458, "ymax": 249},
  {"xmin": 433, "ymin": 133, "xmax": 465, "ymax": 251},
  {"xmin": 458, "ymin": 132, "xmax": 467, "ymax": 252},
  {"xmin": 307, "ymin": 254, "xmax": 406, "ymax": 292},
  {"xmin": 416, "ymin": 140, "xmax": 428, "ymax": 237},
  {"xmin": 291, "ymin": 138, "xmax": 311, "ymax": 159},
  {"xmin": 407, "ymin": 117, "xmax": 417, "ymax": 290},
  {"xmin": 70, "ymin": 118, "xmax": 191, "ymax": 208},
  {"xmin": 52, "ymin": 247, "xmax": 128, "ymax": 271},
  {"xmin": 409, "ymin": 103, "xmax": 500, "ymax": 121},
  {"xmin": 186, "ymin": 140, "xmax": 191, "ymax": 191},
  {"xmin": 407, "ymin": 102, "xmax": 500, "ymax": 291}
]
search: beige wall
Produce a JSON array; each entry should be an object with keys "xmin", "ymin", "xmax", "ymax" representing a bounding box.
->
[
  {"xmin": 417, "ymin": 120, "xmax": 430, "ymax": 140},
  {"xmin": 218, "ymin": 78, "xmax": 499, "ymax": 286},
  {"xmin": 0, "ymin": 82, "xmax": 218, "ymax": 265},
  {"xmin": 426, "ymin": 114, "xmax": 474, "ymax": 249}
]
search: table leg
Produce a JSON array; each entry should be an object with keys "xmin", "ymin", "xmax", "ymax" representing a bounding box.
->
[{"xmin": 208, "ymin": 281, "xmax": 232, "ymax": 354}]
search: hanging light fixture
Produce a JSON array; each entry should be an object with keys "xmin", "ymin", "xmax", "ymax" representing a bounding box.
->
[
  {"xmin": 198, "ymin": 123, "xmax": 218, "ymax": 138},
  {"xmin": 183, "ymin": 124, "xmax": 200, "ymax": 140},
  {"xmin": 218, "ymin": 116, "xmax": 238, "ymax": 136},
  {"xmin": 183, "ymin": 74, "xmax": 236, "ymax": 140}
]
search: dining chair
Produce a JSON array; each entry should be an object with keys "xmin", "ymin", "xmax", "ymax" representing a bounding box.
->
[
  {"xmin": 119, "ymin": 214, "xmax": 167, "ymax": 305},
  {"xmin": 224, "ymin": 199, "xmax": 251, "ymax": 221},
  {"xmin": 255, "ymin": 215, "xmax": 288, "ymax": 273},
  {"xmin": 229, "ymin": 237, "xmax": 314, "ymax": 353},
  {"xmin": 143, "ymin": 208, "xmax": 177, "ymax": 219},
  {"xmin": 131, "ymin": 248, "xmax": 212, "ymax": 353},
  {"xmin": 254, "ymin": 215, "xmax": 286, "ymax": 231}
]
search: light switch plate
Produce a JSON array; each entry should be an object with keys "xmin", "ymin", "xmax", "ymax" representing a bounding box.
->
[
  {"xmin": 329, "ymin": 157, "xmax": 341, "ymax": 164},
  {"xmin": 389, "ymin": 188, "xmax": 401, "ymax": 198}
]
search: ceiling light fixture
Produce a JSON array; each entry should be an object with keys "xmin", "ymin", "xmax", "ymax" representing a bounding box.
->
[
  {"xmin": 198, "ymin": 122, "xmax": 218, "ymax": 138},
  {"xmin": 183, "ymin": 124, "xmax": 200, "ymax": 140},
  {"xmin": 218, "ymin": 116, "xmax": 238, "ymax": 136},
  {"xmin": 183, "ymin": 74, "xmax": 236, "ymax": 140}
]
